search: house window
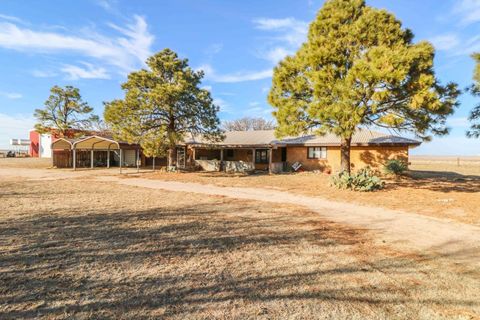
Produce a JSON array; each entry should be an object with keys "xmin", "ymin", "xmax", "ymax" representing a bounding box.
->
[
  {"xmin": 255, "ymin": 149, "xmax": 269, "ymax": 164},
  {"xmin": 307, "ymin": 147, "xmax": 327, "ymax": 159},
  {"xmin": 226, "ymin": 149, "xmax": 234, "ymax": 158}
]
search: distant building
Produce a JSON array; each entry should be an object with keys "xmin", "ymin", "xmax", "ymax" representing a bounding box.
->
[
  {"xmin": 29, "ymin": 128, "xmax": 88, "ymax": 158},
  {"xmin": 29, "ymin": 130, "xmax": 53, "ymax": 158}
]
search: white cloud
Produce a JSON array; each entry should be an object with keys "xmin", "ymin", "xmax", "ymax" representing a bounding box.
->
[
  {"xmin": 213, "ymin": 97, "xmax": 233, "ymax": 114},
  {"xmin": 441, "ymin": 34, "xmax": 480, "ymax": 56},
  {"xmin": 430, "ymin": 34, "xmax": 460, "ymax": 51},
  {"xmin": 0, "ymin": 91, "xmax": 22, "ymax": 99},
  {"xmin": 198, "ymin": 64, "xmax": 272, "ymax": 83},
  {"xmin": 195, "ymin": 17, "xmax": 303, "ymax": 85},
  {"xmin": 461, "ymin": 35, "xmax": 480, "ymax": 55},
  {"xmin": 428, "ymin": 32, "xmax": 480, "ymax": 56},
  {"xmin": 0, "ymin": 13, "xmax": 25, "ymax": 24},
  {"xmin": 253, "ymin": 17, "xmax": 308, "ymax": 47},
  {"xmin": 244, "ymin": 104, "xmax": 274, "ymax": 117},
  {"xmin": 0, "ymin": 113, "xmax": 35, "ymax": 149},
  {"xmin": 96, "ymin": 0, "xmax": 117, "ymax": 11},
  {"xmin": 0, "ymin": 15, "xmax": 154, "ymax": 73},
  {"xmin": 32, "ymin": 69, "xmax": 58, "ymax": 78},
  {"xmin": 107, "ymin": 15, "xmax": 154, "ymax": 65},
  {"xmin": 253, "ymin": 17, "xmax": 308, "ymax": 64},
  {"xmin": 205, "ymin": 43, "xmax": 223, "ymax": 56},
  {"xmin": 263, "ymin": 46, "xmax": 292, "ymax": 64},
  {"xmin": 454, "ymin": 0, "xmax": 480, "ymax": 25},
  {"xmin": 61, "ymin": 63, "xmax": 110, "ymax": 80}
]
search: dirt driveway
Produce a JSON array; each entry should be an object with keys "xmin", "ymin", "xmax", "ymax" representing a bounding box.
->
[
  {"xmin": 1, "ymin": 166, "xmax": 479, "ymax": 267},
  {"xmin": 116, "ymin": 177, "xmax": 480, "ymax": 266}
]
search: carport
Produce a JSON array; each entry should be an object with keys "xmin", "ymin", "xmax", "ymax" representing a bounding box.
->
[{"xmin": 51, "ymin": 136, "xmax": 141, "ymax": 172}]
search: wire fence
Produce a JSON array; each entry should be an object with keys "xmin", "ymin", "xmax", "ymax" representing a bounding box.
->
[{"xmin": 410, "ymin": 156, "xmax": 480, "ymax": 167}]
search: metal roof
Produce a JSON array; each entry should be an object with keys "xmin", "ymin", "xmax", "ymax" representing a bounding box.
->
[
  {"xmin": 51, "ymin": 135, "xmax": 138, "ymax": 150},
  {"xmin": 184, "ymin": 129, "xmax": 421, "ymax": 147}
]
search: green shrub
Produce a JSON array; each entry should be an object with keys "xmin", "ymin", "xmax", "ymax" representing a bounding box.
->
[
  {"xmin": 330, "ymin": 167, "xmax": 384, "ymax": 192},
  {"xmin": 383, "ymin": 159, "xmax": 407, "ymax": 176}
]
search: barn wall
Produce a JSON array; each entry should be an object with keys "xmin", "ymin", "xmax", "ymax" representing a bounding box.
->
[{"xmin": 29, "ymin": 131, "xmax": 40, "ymax": 157}]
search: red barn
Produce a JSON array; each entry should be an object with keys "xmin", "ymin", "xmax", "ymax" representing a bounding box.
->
[
  {"xmin": 29, "ymin": 129, "xmax": 83, "ymax": 158},
  {"xmin": 29, "ymin": 130, "xmax": 53, "ymax": 158}
]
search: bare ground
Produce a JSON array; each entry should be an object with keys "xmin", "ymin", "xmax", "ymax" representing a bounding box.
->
[
  {"xmin": 2, "ymin": 157, "xmax": 479, "ymax": 225},
  {"xmin": 145, "ymin": 165, "xmax": 480, "ymax": 226},
  {"xmin": 1, "ymin": 176, "xmax": 479, "ymax": 319},
  {"xmin": 114, "ymin": 177, "xmax": 480, "ymax": 265}
]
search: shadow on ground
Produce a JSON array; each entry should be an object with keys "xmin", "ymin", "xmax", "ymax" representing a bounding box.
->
[
  {"xmin": 1, "ymin": 180, "xmax": 479, "ymax": 319},
  {"xmin": 383, "ymin": 170, "xmax": 480, "ymax": 193}
]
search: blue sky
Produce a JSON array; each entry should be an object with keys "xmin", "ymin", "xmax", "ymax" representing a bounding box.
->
[{"xmin": 0, "ymin": 0, "xmax": 479, "ymax": 155}]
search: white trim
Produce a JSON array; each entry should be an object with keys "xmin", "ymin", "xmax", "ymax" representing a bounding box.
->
[
  {"xmin": 72, "ymin": 136, "xmax": 120, "ymax": 149},
  {"xmin": 51, "ymin": 138, "xmax": 73, "ymax": 149}
]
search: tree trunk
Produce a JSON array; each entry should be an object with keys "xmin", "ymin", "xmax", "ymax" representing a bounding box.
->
[
  {"xmin": 340, "ymin": 136, "xmax": 352, "ymax": 174},
  {"xmin": 167, "ymin": 146, "xmax": 176, "ymax": 171}
]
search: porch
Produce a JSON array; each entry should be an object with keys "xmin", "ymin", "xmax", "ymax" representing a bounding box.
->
[{"xmin": 182, "ymin": 145, "xmax": 287, "ymax": 174}]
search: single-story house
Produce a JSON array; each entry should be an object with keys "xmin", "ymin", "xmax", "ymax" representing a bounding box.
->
[
  {"xmin": 49, "ymin": 129, "xmax": 420, "ymax": 173},
  {"xmin": 178, "ymin": 129, "xmax": 420, "ymax": 173}
]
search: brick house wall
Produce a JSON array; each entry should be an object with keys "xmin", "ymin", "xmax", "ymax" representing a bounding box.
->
[{"xmin": 286, "ymin": 146, "xmax": 409, "ymax": 172}]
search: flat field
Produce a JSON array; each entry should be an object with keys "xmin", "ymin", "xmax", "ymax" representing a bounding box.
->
[
  {"xmin": 0, "ymin": 157, "xmax": 52, "ymax": 169},
  {"xmin": 2, "ymin": 156, "xmax": 479, "ymax": 226},
  {"xmin": 1, "ymin": 174, "xmax": 479, "ymax": 319},
  {"xmin": 146, "ymin": 156, "xmax": 480, "ymax": 226}
]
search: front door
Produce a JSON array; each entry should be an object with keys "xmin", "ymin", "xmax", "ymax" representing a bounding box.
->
[
  {"xmin": 177, "ymin": 148, "xmax": 186, "ymax": 168},
  {"xmin": 281, "ymin": 147, "xmax": 287, "ymax": 162}
]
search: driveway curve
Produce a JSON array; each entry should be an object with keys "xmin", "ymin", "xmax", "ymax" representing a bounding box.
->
[{"xmin": 115, "ymin": 177, "xmax": 480, "ymax": 266}]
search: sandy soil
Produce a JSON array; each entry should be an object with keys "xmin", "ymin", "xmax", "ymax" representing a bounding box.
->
[
  {"xmin": 116, "ymin": 177, "xmax": 480, "ymax": 266},
  {"xmin": 145, "ymin": 167, "xmax": 480, "ymax": 226},
  {"xmin": 1, "ymin": 175, "xmax": 479, "ymax": 318},
  {"xmin": 0, "ymin": 164, "xmax": 478, "ymax": 267}
]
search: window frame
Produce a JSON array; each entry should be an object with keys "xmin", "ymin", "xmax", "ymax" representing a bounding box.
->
[
  {"xmin": 255, "ymin": 149, "xmax": 269, "ymax": 164},
  {"xmin": 307, "ymin": 147, "xmax": 327, "ymax": 159},
  {"xmin": 225, "ymin": 149, "xmax": 234, "ymax": 158}
]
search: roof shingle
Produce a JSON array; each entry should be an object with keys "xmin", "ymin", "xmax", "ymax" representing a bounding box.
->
[{"xmin": 184, "ymin": 129, "xmax": 421, "ymax": 147}]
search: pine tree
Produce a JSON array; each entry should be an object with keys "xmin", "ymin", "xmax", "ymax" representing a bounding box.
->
[
  {"xmin": 34, "ymin": 85, "xmax": 96, "ymax": 137},
  {"xmin": 104, "ymin": 49, "xmax": 222, "ymax": 168},
  {"xmin": 467, "ymin": 53, "xmax": 480, "ymax": 138},
  {"xmin": 269, "ymin": 0, "xmax": 459, "ymax": 173}
]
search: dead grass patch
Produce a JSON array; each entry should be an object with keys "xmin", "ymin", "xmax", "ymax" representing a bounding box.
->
[
  {"xmin": 147, "ymin": 160, "xmax": 480, "ymax": 226},
  {"xmin": 0, "ymin": 158, "xmax": 52, "ymax": 169},
  {"xmin": 1, "ymin": 177, "xmax": 479, "ymax": 318}
]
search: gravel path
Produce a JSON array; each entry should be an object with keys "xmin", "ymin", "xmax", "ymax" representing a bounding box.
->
[
  {"xmin": 115, "ymin": 177, "xmax": 480, "ymax": 266},
  {"xmin": 2, "ymin": 167, "xmax": 479, "ymax": 265}
]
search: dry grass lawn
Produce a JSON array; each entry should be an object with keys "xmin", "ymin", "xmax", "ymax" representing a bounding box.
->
[
  {"xmin": 1, "ymin": 176, "xmax": 479, "ymax": 319},
  {"xmin": 147, "ymin": 158, "xmax": 480, "ymax": 226},
  {"xmin": 0, "ymin": 157, "xmax": 52, "ymax": 169}
]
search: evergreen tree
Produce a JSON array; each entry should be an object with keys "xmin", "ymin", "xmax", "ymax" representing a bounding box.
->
[
  {"xmin": 467, "ymin": 53, "xmax": 480, "ymax": 138},
  {"xmin": 34, "ymin": 85, "xmax": 96, "ymax": 137},
  {"xmin": 104, "ymin": 49, "xmax": 222, "ymax": 167},
  {"xmin": 269, "ymin": 0, "xmax": 459, "ymax": 173}
]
